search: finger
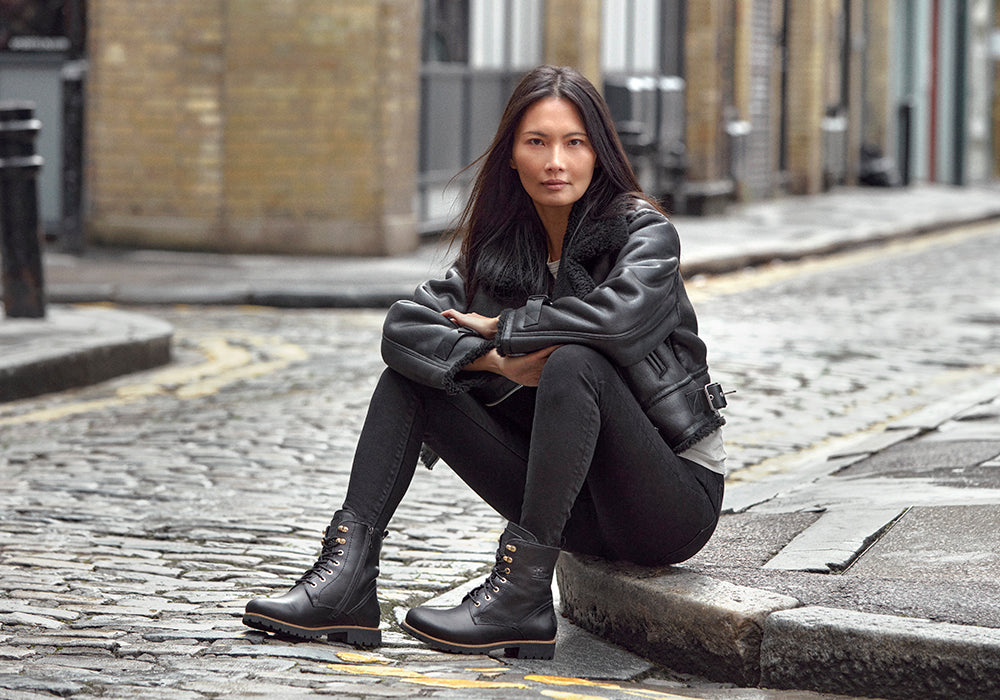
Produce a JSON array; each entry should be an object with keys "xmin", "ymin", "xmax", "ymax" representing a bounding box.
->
[{"xmin": 442, "ymin": 310, "xmax": 469, "ymax": 327}]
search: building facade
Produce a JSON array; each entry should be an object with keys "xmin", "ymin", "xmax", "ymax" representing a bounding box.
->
[{"xmin": 0, "ymin": 1, "xmax": 996, "ymax": 255}]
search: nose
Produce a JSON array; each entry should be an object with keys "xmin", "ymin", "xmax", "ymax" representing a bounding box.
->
[{"xmin": 546, "ymin": 145, "xmax": 565, "ymax": 172}]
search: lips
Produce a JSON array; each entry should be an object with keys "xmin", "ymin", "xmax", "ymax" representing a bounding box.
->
[{"xmin": 542, "ymin": 179, "xmax": 569, "ymax": 190}]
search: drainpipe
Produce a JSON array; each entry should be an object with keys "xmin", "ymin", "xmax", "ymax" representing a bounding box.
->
[
  {"xmin": 952, "ymin": 0, "xmax": 968, "ymax": 185},
  {"xmin": 929, "ymin": 0, "xmax": 940, "ymax": 181}
]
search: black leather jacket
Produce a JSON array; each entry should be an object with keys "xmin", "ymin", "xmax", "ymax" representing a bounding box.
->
[{"xmin": 381, "ymin": 202, "xmax": 725, "ymax": 453}]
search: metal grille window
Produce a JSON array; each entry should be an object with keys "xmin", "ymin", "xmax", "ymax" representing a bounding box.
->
[
  {"xmin": 0, "ymin": 0, "xmax": 84, "ymax": 53},
  {"xmin": 423, "ymin": 0, "xmax": 469, "ymax": 63},
  {"xmin": 602, "ymin": 0, "xmax": 683, "ymax": 77},
  {"xmin": 418, "ymin": 0, "xmax": 543, "ymax": 233},
  {"xmin": 601, "ymin": 0, "xmax": 685, "ymax": 200}
]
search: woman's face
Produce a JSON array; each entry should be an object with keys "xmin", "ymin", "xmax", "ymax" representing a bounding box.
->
[{"xmin": 511, "ymin": 97, "xmax": 596, "ymax": 219}]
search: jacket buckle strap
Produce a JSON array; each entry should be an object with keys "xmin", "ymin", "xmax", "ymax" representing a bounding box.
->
[
  {"xmin": 703, "ymin": 382, "xmax": 733, "ymax": 410},
  {"xmin": 524, "ymin": 295, "xmax": 549, "ymax": 327}
]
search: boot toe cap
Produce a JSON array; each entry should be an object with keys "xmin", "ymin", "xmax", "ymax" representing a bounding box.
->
[{"xmin": 404, "ymin": 603, "xmax": 476, "ymax": 642}]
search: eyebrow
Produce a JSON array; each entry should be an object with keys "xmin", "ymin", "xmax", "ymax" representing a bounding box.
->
[{"xmin": 522, "ymin": 130, "xmax": 588, "ymax": 139}]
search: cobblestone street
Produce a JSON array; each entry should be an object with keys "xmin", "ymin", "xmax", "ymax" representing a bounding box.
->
[{"xmin": 1, "ymin": 222, "xmax": 998, "ymax": 698}]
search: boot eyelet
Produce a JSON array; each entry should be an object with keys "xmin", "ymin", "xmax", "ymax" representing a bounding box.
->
[
  {"xmin": 317, "ymin": 575, "xmax": 325, "ymax": 582},
  {"xmin": 336, "ymin": 537, "xmax": 347, "ymax": 545},
  {"xmin": 502, "ymin": 555, "xmax": 513, "ymax": 563},
  {"xmin": 492, "ymin": 586, "xmax": 499, "ymax": 592},
  {"xmin": 474, "ymin": 601, "xmax": 480, "ymax": 607},
  {"xmin": 338, "ymin": 525, "xmax": 349, "ymax": 532},
  {"xmin": 506, "ymin": 544, "xmax": 516, "ymax": 552},
  {"xmin": 308, "ymin": 582, "xmax": 317, "ymax": 588},
  {"xmin": 336, "ymin": 550, "xmax": 344, "ymax": 556},
  {"xmin": 499, "ymin": 577, "xmax": 507, "ymax": 583},
  {"xmin": 503, "ymin": 568, "xmax": 510, "ymax": 574},
  {"xmin": 332, "ymin": 561, "xmax": 340, "ymax": 566}
]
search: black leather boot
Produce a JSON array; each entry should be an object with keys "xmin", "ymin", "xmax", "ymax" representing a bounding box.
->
[
  {"xmin": 401, "ymin": 522, "xmax": 560, "ymax": 659},
  {"xmin": 243, "ymin": 510, "xmax": 383, "ymax": 647}
]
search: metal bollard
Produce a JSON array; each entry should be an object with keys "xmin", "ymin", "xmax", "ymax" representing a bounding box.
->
[{"xmin": 0, "ymin": 100, "xmax": 46, "ymax": 318}]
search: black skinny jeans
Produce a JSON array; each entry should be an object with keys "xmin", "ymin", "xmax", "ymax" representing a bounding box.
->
[{"xmin": 342, "ymin": 344, "xmax": 724, "ymax": 566}]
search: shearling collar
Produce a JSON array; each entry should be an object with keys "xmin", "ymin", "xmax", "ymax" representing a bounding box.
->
[{"xmin": 551, "ymin": 202, "xmax": 629, "ymax": 301}]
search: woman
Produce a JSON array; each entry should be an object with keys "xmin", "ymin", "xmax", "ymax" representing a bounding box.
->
[{"xmin": 243, "ymin": 65, "xmax": 727, "ymax": 660}]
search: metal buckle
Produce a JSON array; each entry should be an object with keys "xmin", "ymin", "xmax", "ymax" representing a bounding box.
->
[{"xmin": 703, "ymin": 382, "xmax": 732, "ymax": 410}]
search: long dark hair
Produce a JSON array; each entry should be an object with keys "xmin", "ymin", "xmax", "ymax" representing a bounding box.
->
[{"xmin": 452, "ymin": 65, "xmax": 656, "ymax": 306}]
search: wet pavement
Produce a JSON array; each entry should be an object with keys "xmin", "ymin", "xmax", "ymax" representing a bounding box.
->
[{"xmin": 2, "ymin": 183, "xmax": 1000, "ymax": 699}]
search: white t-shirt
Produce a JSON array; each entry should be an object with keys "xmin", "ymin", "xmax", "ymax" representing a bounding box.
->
[{"xmin": 679, "ymin": 428, "xmax": 727, "ymax": 474}]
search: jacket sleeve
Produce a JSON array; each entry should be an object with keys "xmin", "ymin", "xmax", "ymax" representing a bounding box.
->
[
  {"xmin": 380, "ymin": 267, "xmax": 496, "ymax": 394},
  {"xmin": 495, "ymin": 209, "xmax": 683, "ymax": 367}
]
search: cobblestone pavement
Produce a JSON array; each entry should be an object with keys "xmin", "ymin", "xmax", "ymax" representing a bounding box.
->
[{"xmin": 1, "ymin": 222, "xmax": 998, "ymax": 698}]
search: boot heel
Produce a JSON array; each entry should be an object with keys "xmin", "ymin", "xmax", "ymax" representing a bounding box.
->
[
  {"xmin": 505, "ymin": 641, "xmax": 555, "ymax": 660},
  {"xmin": 331, "ymin": 627, "xmax": 382, "ymax": 648}
]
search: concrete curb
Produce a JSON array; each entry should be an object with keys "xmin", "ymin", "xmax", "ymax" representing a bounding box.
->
[
  {"xmin": 761, "ymin": 607, "xmax": 1000, "ymax": 699},
  {"xmin": 46, "ymin": 284, "xmax": 411, "ymax": 309},
  {"xmin": 556, "ymin": 554, "xmax": 1000, "ymax": 699},
  {"xmin": 0, "ymin": 306, "xmax": 173, "ymax": 402},
  {"xmin": 555, "ymin": 553, "xmax": 799, "ymax": 687}
]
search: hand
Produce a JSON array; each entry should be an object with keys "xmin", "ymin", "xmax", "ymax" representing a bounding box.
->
[
  {"xmin": 442, "ymin": 309, "xmax": 499, "ymax": 340},
  {"xmin": 465, "ymin": 347, "xmax": 559, "ymax": 387}
]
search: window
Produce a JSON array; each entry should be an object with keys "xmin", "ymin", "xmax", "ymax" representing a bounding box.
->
[
  {"xmin": 417, "ymin": 0, "xmax": 544, "ymax": 231},
  {"xmin": 0, "ymin": 0, "xmax": 85, "ymax": 54},
  {"xmin": 422, "ymin": 0, "xmax": 469, "ymax": 63},
  {"xmin": 602, "ymin": 0, "xmax": 683, "ymax": 77}
]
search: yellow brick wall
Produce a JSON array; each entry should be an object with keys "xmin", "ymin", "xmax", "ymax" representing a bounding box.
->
[
  {"xmin": 544, "ymin": 0, "xmax": 602, "ymax": 87},
  {"xmin": 684, "ymin": 0, "xmax": 725, "ymax": 182},
  {"xmin": 862, "ymin": 0, "xmax": 891, "ymax": 154},
  {"xmin": 86, "ymin": 0, "xmax": 420, "ymax": 255},
  {"xmin": 784, "ymin": 0, "xmax": 827, "ymax": 194},
  {"xmin": 994, "ymin": 1, "xmax": 1000, "ymax": 178}
]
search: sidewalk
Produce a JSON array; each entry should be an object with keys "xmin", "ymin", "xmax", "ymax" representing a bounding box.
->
[
  {"xmin": 558, "ymin": 379, "xmax": 1000, "ymax": 699},
  {"xmin": 37, "ymin": 183, "xmax": 1000, "ymax": 308},
  {"xmin": 3, "ymin": 182, "xmax": 1000, "ymax": 698}
]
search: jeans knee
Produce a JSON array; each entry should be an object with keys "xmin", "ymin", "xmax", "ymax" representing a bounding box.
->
[{"xmin": 539, "ymin": 345, "xmax": 615, "ymax": 386}]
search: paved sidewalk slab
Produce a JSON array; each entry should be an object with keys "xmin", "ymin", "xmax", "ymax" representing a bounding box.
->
[{"xmin": 845, "ymin": 504, "xmax": 1000, "ymax": 581}]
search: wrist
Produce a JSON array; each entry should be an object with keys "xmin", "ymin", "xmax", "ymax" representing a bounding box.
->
[{"xmin": 465, "ymin": 348, "xmax": 501, "ymax": 373}]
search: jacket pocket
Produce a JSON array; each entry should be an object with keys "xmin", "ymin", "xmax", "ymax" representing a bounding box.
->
[{"xmin": 620, "ymin": 342, "xmax": 714, "ymax": 451}]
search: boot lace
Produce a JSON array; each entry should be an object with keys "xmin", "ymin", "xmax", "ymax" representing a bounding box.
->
[
  {"xmin": 469, "ymin": 542, "xmax": 516, "ymax": 608},
  {"xmin": 296, "ymin": 523, "xmax": 349, "ymax": 588}
]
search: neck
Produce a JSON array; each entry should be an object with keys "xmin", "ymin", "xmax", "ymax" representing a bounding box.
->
[{"xmin": 534, "ymin": 204, "xmax": 571, "ymax": 261}]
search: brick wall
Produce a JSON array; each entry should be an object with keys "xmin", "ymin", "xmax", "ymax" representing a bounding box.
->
[
  {"xmin": 784, "ymin": 0, "xmax": 827, "ymax": 194},
  {"xmin": 684, "ymin": 0, "xmax": 725, "ymax": 183},
  {"xmin": 544, "ymin": 0, "xmax": 602, "ymax": 87},
  {"xmin": 992, "ymin": 0, "xmax": 1000, "ymax": 179},
  {"xmin": 86, "ymin": 0, "xmax": 420, "ymax": 255}
]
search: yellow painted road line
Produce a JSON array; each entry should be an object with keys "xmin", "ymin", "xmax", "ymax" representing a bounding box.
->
[
  {"xmin": 320, "ymin": 662, "xmax": 695, "ymax": 698},
  {"xmin": 0, "ymin": 331, "xmax": 308, "ymax": 427}
]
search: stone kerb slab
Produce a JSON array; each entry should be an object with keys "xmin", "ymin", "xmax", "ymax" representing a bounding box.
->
[
  {"xmin": 761, "ymin": 606, "xmax": 1000, "ymax": 700},
  {"xmin": 0, "ymin": 305, "xmax": 173, "ymax": 401},
  {"xmin": 555, "ymin": 553, "xmax": 800, "ymax": 686}
]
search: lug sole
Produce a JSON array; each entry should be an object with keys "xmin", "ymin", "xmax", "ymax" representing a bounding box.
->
[
  {"xmin": 400, "ymin": 620, "xmax": 555, "ymax": 660},
  {"xmin": 243, "ymin": 612, "xmax": 381, "ymax": 647}
]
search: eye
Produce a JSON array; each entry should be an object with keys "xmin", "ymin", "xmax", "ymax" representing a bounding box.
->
[
  {"xmin": 568, "ymin": 138, "xmax": 587, "ymax": 147},
  {"xmin": 528, "ymin": 137, "xmax": 544, "ymax": 146}
]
